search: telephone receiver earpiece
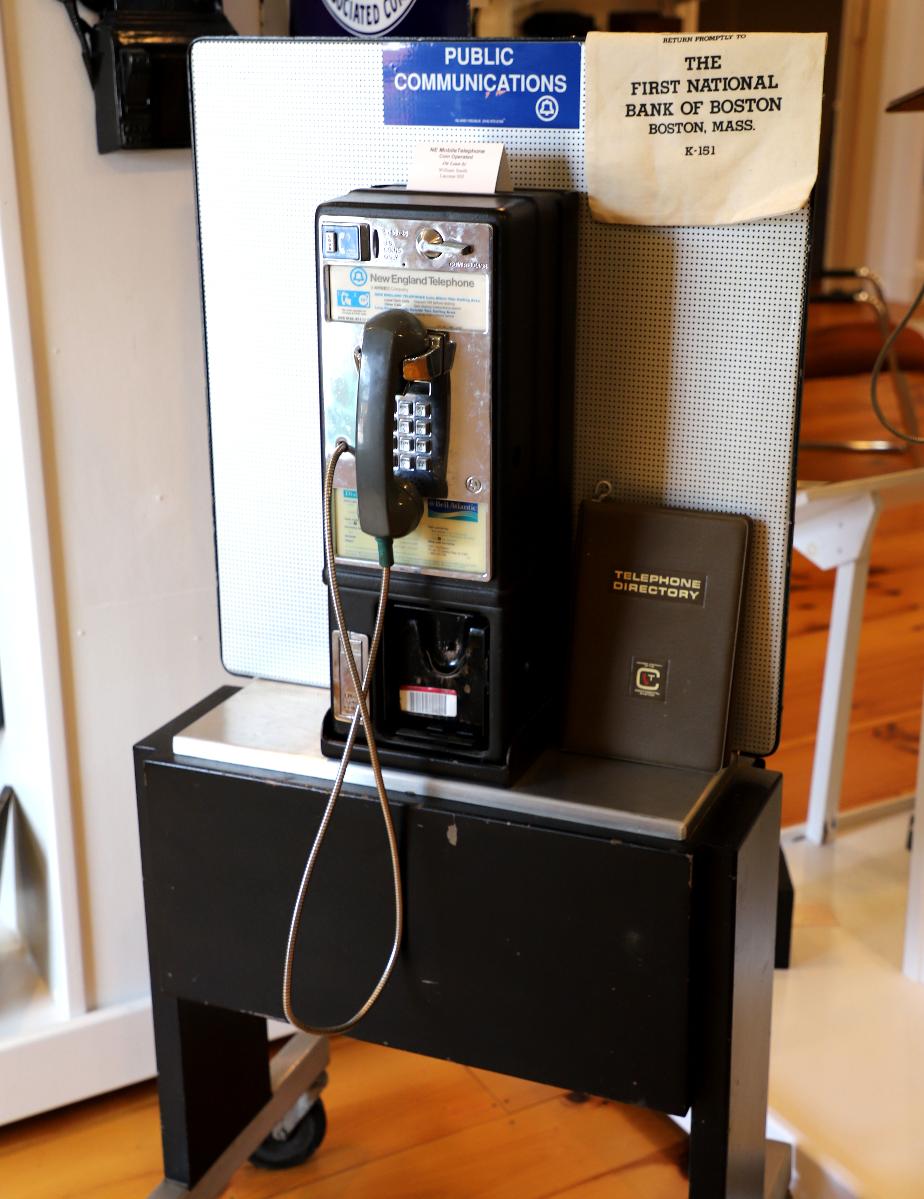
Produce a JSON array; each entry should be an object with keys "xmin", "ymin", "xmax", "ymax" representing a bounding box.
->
[{"xmin": 354, "ymin": 310, "xmax": 428, "ymax": 548}]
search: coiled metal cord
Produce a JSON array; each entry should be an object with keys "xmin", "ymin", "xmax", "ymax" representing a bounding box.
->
[{"xmin": 282, "ymin": 438, "xmax": 404, "ymax": 1035}]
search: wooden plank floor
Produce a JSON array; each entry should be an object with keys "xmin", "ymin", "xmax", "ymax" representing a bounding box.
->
[
  {"xmin": 1, "ymin": 354, "xmax": 921, "ymax": 1197},
  {"xmin": 0, "ymin": 1039, "xmax": 689, "ymax": 1198}
]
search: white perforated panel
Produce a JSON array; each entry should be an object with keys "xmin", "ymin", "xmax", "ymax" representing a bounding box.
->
[{"xmin": 191, "ymin": 38, "xmax": 808, "ymax": 757}]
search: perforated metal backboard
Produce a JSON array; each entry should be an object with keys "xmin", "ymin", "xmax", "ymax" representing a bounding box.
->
[{"xmin": 190, "ymin": 38, "xmax": 809, "ymax": 758}]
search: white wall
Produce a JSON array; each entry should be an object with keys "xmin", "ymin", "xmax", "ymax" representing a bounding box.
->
[
  {"xmin": 863, "ymin": 0, "xmax": 924, "ymax": 301},
  {"xmin": 826, "ymin": 0, "xmax": 924, "ymax": 300},
  {"xmin": 0, "ymin": 1, "xmax": 83, "ymax": 1021},
  {"xmin": 0, "ymin": 0, "xmax": 257, "ymax": 1017}
]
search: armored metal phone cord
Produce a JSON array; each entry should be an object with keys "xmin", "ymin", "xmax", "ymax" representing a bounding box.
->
[{"xmin": 282, "ymin": 438, "xmax": 404, "ymax": 1036}]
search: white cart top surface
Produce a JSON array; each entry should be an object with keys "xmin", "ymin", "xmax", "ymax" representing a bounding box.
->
[{"xmin": 173, "ymin": 680, "xmax": 732, "ymax": 842}]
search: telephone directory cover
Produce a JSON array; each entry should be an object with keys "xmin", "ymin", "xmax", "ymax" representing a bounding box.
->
[{"xmin": 564, "ymin": 501, "xmax": 750, "ymax": 773}]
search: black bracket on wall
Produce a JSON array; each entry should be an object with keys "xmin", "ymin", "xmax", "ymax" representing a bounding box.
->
[{"xmin": 55, "ymin": 0, "xmax": 235, "ymax": 153}]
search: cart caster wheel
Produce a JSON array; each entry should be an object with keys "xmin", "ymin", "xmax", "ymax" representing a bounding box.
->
[{"xmin": 249, "ymin": 1097, "xmax": 327, "ymax": 1170}]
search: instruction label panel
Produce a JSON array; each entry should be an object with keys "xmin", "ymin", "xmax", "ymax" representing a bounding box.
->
[
  {"xmin": 328, "ymin": 264, "xmax": 488, "ymax": 332},
  {"xmin": 335, "ymin": 490, "xmax": 487, "ymax": 577}
]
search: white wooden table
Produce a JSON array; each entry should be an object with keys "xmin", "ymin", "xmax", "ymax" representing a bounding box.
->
[{"xmin": 793, "ymin": 467, "xmax": 924, "ymax": 980}]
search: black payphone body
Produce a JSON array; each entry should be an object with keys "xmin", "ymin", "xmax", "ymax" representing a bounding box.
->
[{"xmin": 316, "ymin": 189, "xmax": 577, "ymax": 785}]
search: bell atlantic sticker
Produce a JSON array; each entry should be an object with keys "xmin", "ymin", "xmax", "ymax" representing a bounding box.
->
[
  {"xmin": 383, "ymin": 42, "xmax": 581, "ymax": 129},
  {"xmin": 322, "ymin": 0, "xmax": 418, "ymax": 37},
  {"xmin": 335, "ymin": 490, "xmax": 487, "ymax": 576}
]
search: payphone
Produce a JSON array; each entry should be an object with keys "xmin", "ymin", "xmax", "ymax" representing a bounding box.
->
[
  {"xmin": 283, "ymin": 189, "xmax": 576, "ymax": 1034},
  {"xmin": 316, "ymin": 188, "xmax": 577, "ymax": 785}
]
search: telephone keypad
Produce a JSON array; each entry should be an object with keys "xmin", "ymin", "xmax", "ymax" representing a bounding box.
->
[{"xmin": 391, "ymin": 380, "xmax": 448, "ymax": 497}]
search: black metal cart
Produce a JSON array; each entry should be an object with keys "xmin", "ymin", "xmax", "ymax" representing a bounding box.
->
[{"xmin": 136, "ymin": 688, "xmax": 790, "ymax": 1199}]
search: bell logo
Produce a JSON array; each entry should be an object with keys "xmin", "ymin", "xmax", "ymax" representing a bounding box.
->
[
  {"xmin": 536, "ymin": 95, "xmax": 559, "ymax": 122},
  {"xmin": 631, "ymin": 657, "xmax": 668, "ymax": 701}
]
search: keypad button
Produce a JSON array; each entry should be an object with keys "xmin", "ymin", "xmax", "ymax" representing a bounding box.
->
[
  {"xmin": 415, "ymin": 420, "xmax": 430, "ymax": 436},
  {"xmin": 414, "ymin": 401, "xmax": 430, "ymax": 418},
  {"xmin": 397, "ymin": 400, "xmax": 413, "ymax": 417},
  {"xmin": 415, "ymin": 438, "xmax": 430, "ymax": 454},
  {"xmin": 398, "ymin": 419, "xmax": 413, "ymax": 435},
  {"xmin": 398, "ymin": 455, "xmax": 414, "ymax": 471},
  {"xmin": 399, "ymin": 437, "xmax": 413, "ymax": 453}
]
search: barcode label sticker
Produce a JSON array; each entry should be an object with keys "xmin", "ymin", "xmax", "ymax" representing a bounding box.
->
[{"xmin": 399, "ymin": 686, "xmax": 458, "ymax": 719}]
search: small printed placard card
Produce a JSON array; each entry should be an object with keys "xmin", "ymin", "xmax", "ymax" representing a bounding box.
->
[
  {"xmin": 407, "ymin": 143, "xmax": 513, "ymax": 194},
  {"xmin": 585, "ymin": 31, "xmax": 826, "ymax": 226}
]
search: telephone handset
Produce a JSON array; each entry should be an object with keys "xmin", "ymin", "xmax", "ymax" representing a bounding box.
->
[{"xmin": 354, "ymin": 310, "xmax": 454, "ymax": 558}]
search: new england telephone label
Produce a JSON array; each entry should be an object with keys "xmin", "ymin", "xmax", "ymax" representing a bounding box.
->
[
  {"xmin": 335, "ymin": 490, "xmax": 487, "ymax": 577},
  {"xmin": 328, "ymin": 264, "xmax": 488, "ymax": 333}
]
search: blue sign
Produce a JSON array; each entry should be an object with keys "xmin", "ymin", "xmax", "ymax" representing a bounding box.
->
[
  {"xmin": 336, "ymin": 289, "xmax": 370, "ymax": 309},
  {"xmin": 383, "ymin": 42, "xmax": 581, "ymax": 129}
]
